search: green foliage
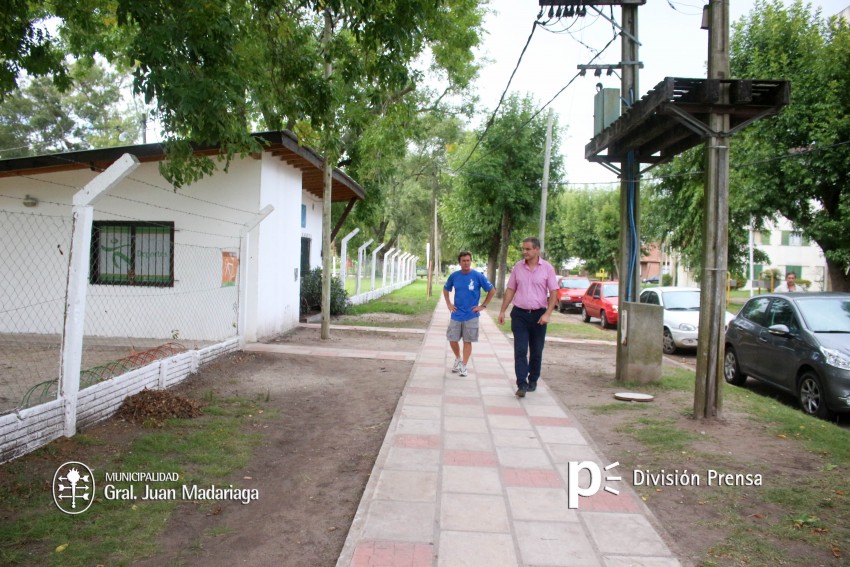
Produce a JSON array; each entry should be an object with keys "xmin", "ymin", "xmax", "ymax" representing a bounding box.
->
[
  {"xmin": 0, "ymin": 59, "xmax": 143, "ymax": 158},
  {"xmin": 300, "ymin": 268, "xmax": 350, "ymax": 316},
  {"xmin": 549, "ymin": 187, "xmax": 620, "ymax": 276},
  {"xmin": 661, "ymin": 273, "xmax": 673, "ymax": 286},
  {"xmin": 730, "ymin": 0, "xmax": 850, "ymax": 290},
  {"xmin": 444, "ymin": 94, "xmax": 564, "ymax": 281}
]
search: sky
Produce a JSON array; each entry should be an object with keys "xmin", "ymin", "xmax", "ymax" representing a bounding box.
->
[{"xmin": 469, "ymin": 0, "xmax": 850, "ymax": 187}]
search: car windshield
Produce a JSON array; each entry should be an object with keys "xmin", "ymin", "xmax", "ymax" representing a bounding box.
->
[
  {"xmin": 797, "ymin": 297, "xmax": 850, "ymax": 333},
  {"xmin": 662, "ymin": 290, "xmax": 701, "ymax": 311},
  {"xmin": 561, "ymin": 278, "xmax": 589, "ymax": 289},
  {"xmin": 602, "ymin": 284, "xmax": 619, "ymax": 298}
]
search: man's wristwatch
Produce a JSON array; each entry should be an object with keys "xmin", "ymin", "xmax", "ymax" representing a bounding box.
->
[{"xmin": 481, "ymin": 304, "xmax": 488, "ymax": 308}]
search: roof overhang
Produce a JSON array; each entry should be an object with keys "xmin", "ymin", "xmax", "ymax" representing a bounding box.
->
[
  {"xmin": 586, "ymin": 77, "xmax": 790, "ymax": 171},
  {"xmin": 0, "ymin": 130, "xmax": 365, "ymax": 202}
]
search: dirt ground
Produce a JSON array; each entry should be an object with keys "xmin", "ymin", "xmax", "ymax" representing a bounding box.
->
[{"xmin": 3, "ymin": 308, "xmax": 848, "ymax": 566}]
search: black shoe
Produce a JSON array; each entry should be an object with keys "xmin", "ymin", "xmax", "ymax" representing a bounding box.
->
[
  {"xmin": 527, "ymin": 382, "xmax": 537, "ymax": 392},
  {"xmin": 515, "ymin": 387, "xmax": 526, "ymax": 398}
]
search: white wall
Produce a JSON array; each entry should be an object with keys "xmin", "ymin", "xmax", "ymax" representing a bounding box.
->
[
  {"xmin": 0, "ymin": 154, "xmax": 313, "ymax": 341},
  {"xmin": 251, "ymin": 153, "xmax": 303, "ymax": 340}
]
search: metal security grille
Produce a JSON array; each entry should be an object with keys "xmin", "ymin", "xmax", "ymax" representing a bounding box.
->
[{"xmin": 90, "ymin": 221, "xmax": 174, "ymax": 286}]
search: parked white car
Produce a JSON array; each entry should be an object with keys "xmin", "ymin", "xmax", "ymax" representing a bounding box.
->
[{"xmin": 639, "ymin": 286, "xmax": 735, "ymax": 354}]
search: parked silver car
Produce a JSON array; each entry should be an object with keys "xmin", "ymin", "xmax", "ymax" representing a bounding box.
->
[
  {"xmin": 639, "ymin": 286, "xmax": 734, "ymax": 354},
  {"xmin": 724, "ymin": 292, "xmax": 850, "ymax": 419}
]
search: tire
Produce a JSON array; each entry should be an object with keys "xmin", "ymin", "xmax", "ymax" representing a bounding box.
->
[
  {"xmin": 723, "ymin": 346, "xmax": 747, "ymax": 386},
  {"xmin": 582, "ymin": 307, "xmax": 591, "ymax": 323},
  {"xmin": 559, "ymin": 304, "xmax": 566, "ymax": 314},
  {"xmin": 600, "ymin": 311, "xmax": 609, "ymax": 329},
  {"xmin": 798, "ymin": 371, "xmax": 834, "ymax": 420},
  {"xmin": 662, "ymin": 328, "xmax": 677, "ymax": 354}
]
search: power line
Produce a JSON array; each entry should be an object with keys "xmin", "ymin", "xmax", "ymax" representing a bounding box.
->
[{"xmin": 454, "ymin": 20, "xmax": 539, "ymax": 171}]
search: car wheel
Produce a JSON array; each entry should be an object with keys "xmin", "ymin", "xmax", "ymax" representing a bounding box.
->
[
  {"xmin": 723, "ymin": 347, "xmax": 747, "ymax": 386},
  {"xmin": 559, "ymin": 304, "xmax": 566, "ymax": 314},
  {"xmin": 798, "ymin": 371, "xmax": 834, "ymax": 420},
  {"xmin": 582, "ymin": 307, "xmax": 590, "ymax": 323},
  {"xmin": 662, "ymin": 328, "xmax": 677, "ymax": 354},
  {"xmin": 600, "ymin": 311, "xmax": 609, "ymax": 329}
]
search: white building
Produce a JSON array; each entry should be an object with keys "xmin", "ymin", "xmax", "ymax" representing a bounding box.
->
[{"xmin": 673, "ymin": 216, "xmax": 827, "ymax": 291}]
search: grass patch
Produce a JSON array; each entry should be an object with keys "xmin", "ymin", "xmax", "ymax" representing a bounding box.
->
[
  {"xmin": 618, "ymin": 416, "xmax": 699, "ymax": 452},
  {"xmin": 0, "ymin": 391, "xmax": 270, "ymax": 567},
  {"xmin": 348, "ymin": 279, "xmax": 439, "ymax": 317}
]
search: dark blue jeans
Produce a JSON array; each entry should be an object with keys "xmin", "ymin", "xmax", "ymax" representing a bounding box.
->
[{"xmin": 510, "ymin": 307, "xmax": 548, "ymax": 389}]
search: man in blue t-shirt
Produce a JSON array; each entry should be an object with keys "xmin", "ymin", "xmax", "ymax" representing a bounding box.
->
[{"xmin": 443, "ymin": 251, "xmax": 495, "ymax": 377}]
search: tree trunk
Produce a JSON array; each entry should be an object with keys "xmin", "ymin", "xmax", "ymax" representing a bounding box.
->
[
  {"xmin": 320, "ymin": 9, "xmax": 334, "ymax": 340},
  {"xmin": 487, "ymin": 236, "xmax": 499, "ymax": 292},
  {"xmin": 826, "ymin": 257, "xmax": 849, "ymax": 292},
  {"xmin": 496, "ymin": 209, "xmax": 512, "ymax": 297}
]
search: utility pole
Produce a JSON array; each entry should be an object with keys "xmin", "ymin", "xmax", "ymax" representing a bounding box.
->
[
  {"xmin": 615, "ymin": 2, "xmax": 641, "ymax": 382},
  {"xmin": 694, "ymin": 0, "xmax": 730, "ymax": 419},
  {"xmin": 539, "ymin": 109, "xmax": 554, "ymax": 256}
]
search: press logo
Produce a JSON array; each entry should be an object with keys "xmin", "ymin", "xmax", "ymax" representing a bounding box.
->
[
  {"xmin": 53, "ymin": 461, "xmax": 95, "ymax": 515},
  {"xmin": 566, "ymin": 461, "xmax": 622, "ymax": 509}
]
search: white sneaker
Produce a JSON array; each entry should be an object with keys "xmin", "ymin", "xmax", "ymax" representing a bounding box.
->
[
  {"xmin": 451, "ymin": 359, "xmax": 462, "ymax": 373},
  {"xmin": 459, "ymin": 364, "xmax": 468, "ymax": 377}
]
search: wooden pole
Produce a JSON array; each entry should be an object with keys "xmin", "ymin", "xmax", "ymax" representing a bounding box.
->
[{"xmin": 694, "ymin": 0, "xmax": 730, "ymax": 419}]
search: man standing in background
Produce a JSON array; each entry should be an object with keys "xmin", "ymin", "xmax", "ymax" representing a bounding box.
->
[{"xmin": 443, "ymin": 251, "xmax": 495, "ymax": 377}]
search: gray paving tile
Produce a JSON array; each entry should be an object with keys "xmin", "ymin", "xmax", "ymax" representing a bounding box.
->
[
  {"xmin": 383, "ymin": 447, "xmax": 441, "ymax": 471},
  {"xmin": 396, "ymin": 417, "xmax": 441, "ymax": 435},
  {"xmin": 404, "ymin": 394, "xmax": 442, "ymax": 407},
  {"xmin": 440, "ymin": 493, "xmax": 511, "ymax": 533},
  {"xmin": 583, "ymin": 512, "xmax": 673, "ymax": 556},
  {"xmin": 487, "ymin": 414, "xmax": 534, "ymax": 430},
  {"xmin": 444, "ymin": 403, "xmax": 485, "ymax": 418},
  {"xmin": 437, "ymin": 531, "xmax": 518, "ymax": 567},
  {"xmin": 497, "ymin": 446, "xmax": 553, "ymax": 468},
  {"xmin": 442, "ymin": 465, "xmax": 503, "ymax": 495},
  {"xmin": 443, "ymin": 431, "xmax": 493, "ymax": 451},
  {"xmin": 515, "ymin": 520, "xmax": 601, "ymax": 567},
  {"xmin": 506, "ymin": 487, "xmax": 577, "ymax": 522},
  {"xmin": 536, "ymin": 425, "xmax": 588, "ymax": 444},
  {"xmin": 361, "ymin": 500, "xmax": 435, "ymax": 542},
  {"xmin": 374, "ymin": 470, "xmax": 438, "ymax": 502},
  {"xmin": 401, "ymin": 405, "xmax": 442, "ymax": 420},
  {"xmin": 444, "ymin": 416, "xmax": 489, "ymax": 433},
  {"xmin": 547, "ymin": 444, "xmax": 600, "ymax": 464},
  {"xmin": 491, "ymin": 429, "xmax": 543, "ymax": 449}
]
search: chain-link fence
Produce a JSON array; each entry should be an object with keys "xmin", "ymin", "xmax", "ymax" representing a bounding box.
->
[{"xmin": 0, "ymin": 210, "xmax": 73, "ymax": 414}]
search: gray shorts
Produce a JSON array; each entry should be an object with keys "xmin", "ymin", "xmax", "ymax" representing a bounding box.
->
[{"xmin": 447, "ymin": 317, "xmax": 480, "ymax": 342}]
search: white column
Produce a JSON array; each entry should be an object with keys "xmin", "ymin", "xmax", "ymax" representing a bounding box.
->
[
  {"xmin": 239, "ymin": 205, "xmax": 274, "ymax": 346},
  {"xmin": 382, "ymin": 247, "xmax": 396, "ymax": 288},
  {"xmin": 62, "ymin": 154, "xmax": 139, "ymax": 437},
  {"xmin": 370, "ymin": 243, "xmax": 385, "ymax": 291},
  {"xmin": 355, "ymin": 238, "xmax": 373, "ymax": 296},
  {"xmin": 339, "ymin": 228, "xmax": 360, "ymax": 284}
]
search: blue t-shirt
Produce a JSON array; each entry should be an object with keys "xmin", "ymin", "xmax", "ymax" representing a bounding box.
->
[{"xmin": 444, "ymin": 269, "xmax": 494, "ymax": 321}]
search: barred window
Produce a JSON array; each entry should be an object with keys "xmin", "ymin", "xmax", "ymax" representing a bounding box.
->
[{"xmin": 90, "ymin": 221, "xmax": 174, "ymax": 286}]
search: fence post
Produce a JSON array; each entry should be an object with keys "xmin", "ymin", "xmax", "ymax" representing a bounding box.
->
[
  {"xmin": 61, "ymin": 154, "xmax": 139, "ymax": 437},
  {"xmin": 355, "ymin": 238, "xmax": 373, "ymax": 296},
  {"xmin": 370, "ymin": 243, "xmax": 385, "ymax": 291},
  {"xmin": 238, "ymin": 205, "xmax": 274, "ymax": 347},
  {"xmin": 339, "ymin": 228, "xmax": 360, "ymax": 285},
  {"xmin": 382, "ymin": 247, "xmax": 396, "ymax": 289}
]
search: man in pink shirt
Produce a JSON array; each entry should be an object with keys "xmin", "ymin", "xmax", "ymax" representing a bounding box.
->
[{"xmin": 498, "ymin": 237, "xmax": 559, "ymax": 398}]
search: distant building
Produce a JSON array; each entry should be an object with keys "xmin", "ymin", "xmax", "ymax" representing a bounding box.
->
[{"xmin": 673, "ymin": 217, "xmax": 827, "ymax": 291}]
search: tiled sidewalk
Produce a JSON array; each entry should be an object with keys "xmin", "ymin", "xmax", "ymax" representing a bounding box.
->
[{"xmin": 336, "ymin": 303, "xmax": 682, "ymax": 567}]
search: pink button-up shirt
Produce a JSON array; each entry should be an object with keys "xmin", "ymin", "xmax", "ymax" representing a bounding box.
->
[{"xmin": 506, "ymin": 258, "xmax": 559, "ymax": 310}]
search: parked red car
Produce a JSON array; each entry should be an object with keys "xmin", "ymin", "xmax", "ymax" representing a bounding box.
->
[
  {"xmin": 581, "ymin": 281, "xmax": 619, "ymax": 329},
  {"xmin": 557, "ymin": 276, "xmax": 590, "ymax": 313}
]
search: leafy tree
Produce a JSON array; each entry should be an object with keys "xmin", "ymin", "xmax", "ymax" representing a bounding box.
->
[
  {"xmin": 549, "ymin": 187, "xmax": 620, "ymax": 277},
  {"xmin": 444, "ymin": 94, "xmax": 564, "ymax": 294},
  {"xmin": 0, "ymin": 59, "xmax": 143, "ymax": 158},
  {"xmin": 1, "ymin": 1, "xmax": 69, "ymax": 100},
  {"xmin": 730, "ymin": 0, "xmax": 850, "ymax": 291}
]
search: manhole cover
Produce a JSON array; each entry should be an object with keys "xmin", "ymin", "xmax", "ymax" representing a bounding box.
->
[{"xmin": 614, "ymin": 392, "xmax": 655, "ymax": 402}]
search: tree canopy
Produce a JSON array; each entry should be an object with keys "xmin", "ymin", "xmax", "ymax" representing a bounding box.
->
[{"xmin": 730, "ymin": 0, "xmax": 850, "ymax": 290}]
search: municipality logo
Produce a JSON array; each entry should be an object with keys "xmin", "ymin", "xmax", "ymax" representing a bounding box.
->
[{"xmin": 53, "ymin": 461, "xmax": 95, "ymax": 514}]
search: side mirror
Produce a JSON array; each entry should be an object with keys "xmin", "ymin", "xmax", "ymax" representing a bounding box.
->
[{"xmin": 768, "ymin": 324, "xmax": 791, "ymax": 337}]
